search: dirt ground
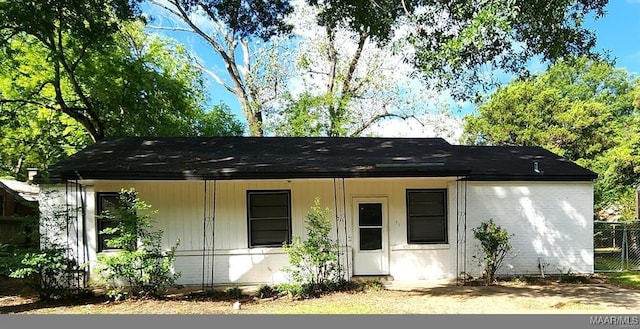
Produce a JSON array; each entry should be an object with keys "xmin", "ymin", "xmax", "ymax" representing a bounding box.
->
[{"xmin": 1, "ymin": 276, "xmax": 639, "ymax": 314}]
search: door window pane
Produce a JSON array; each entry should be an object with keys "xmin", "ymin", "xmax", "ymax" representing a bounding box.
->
[
  {"xmin": 359, "ymin": 203, "xmax": 382, "ymax": 226},
  {"xmin": 360, "ymin": 228, "xmax": 382, "ymax": 250}
]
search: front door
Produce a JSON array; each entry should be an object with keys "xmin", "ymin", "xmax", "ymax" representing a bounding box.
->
[{"xmin": 352, "ymin": 197, "xmax": 389, "ymax": 275}]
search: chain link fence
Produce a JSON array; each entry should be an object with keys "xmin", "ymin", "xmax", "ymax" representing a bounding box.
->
[{"xmin": 594, "ymin": 221, "xmax": 640, "ymax": 272}]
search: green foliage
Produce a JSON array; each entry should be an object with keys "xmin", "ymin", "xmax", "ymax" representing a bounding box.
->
[
  {"xmin": 558, "ymin": 270, "xmax": 590, "ymax": 284},
  {"xmin": 0, "ymin": 18, "xmax": 243, "ymax": 178},
  {"xmin": 224, "ymin": 286, "xmax": 244, "ymax": 300},
  {"xmin": 275, "ymin": 278, "xmax": 383, "ymax": 299},
  {"xmin": 463, "ymin": 57, "xmax": 640, "ymax": 217},
  {"xmin": 0, "ymin": 0, "xmax": 143, "ymax": 141},
  {"xmin": 96, "ymin": 189, "xmax": 181, "ymax": 299},
  {"xmin": 7, "ymin": 191, "xmax": 85, "ymax": 299},
  {"xmin": 472, "ymin": 219, "xmax": 513, "ymax": 285},
  {"xmin": 196, "ymin": 104, "xmax": 245, "ymax": 137},
  {"xmin": 257, "ymin": 284, "xmax": 277, "ymax": 299},
  {"xmin": 0, "ymin": 2, "xmax": 243, "ymax": 162},
  {"xmin": 175, "ymin": 0, "xmax": 293, "ymax": 41},
  {"xmin": 10, "ymin": 248, "xmax": 81, "ymax": 299},
  {"xmin": 603, "ymin": 272, "xmax": 640, "ymax": 290},
  {"xmin": 275, "ymin": 93, "xmax": 329, "ymax": 137},
  {"xmin": 0, "ymin": 245, "xmax": 32, "ymax": 277},
  {"xmin": 282, "ymin": 198, "xmax": 342, "ymax": 297},
  {"xmin": 310, "ymin": 0, "xmax": 607, "ymax": 99}
]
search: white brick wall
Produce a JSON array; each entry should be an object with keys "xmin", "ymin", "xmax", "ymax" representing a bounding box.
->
[{"xmin": 464, "ymin": 182, "xmax": 594, "ymax": 277}]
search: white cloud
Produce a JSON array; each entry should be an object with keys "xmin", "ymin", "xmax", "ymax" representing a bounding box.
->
[{"xmin": 365, "ymin": 114, "xmax": 464, "ymax": 145}]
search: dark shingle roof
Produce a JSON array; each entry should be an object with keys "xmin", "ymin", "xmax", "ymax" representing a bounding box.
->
[{"xmin": 43, "ymin": 137, "xmax": 597, "ymax": 182}]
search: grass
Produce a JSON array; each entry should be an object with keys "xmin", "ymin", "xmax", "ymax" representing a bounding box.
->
[
  {"xmin": 595, "ymin": 257, "xmax": 624, "ymax": 271},
  {"xmin": 2, "ymin": 275, "xmax": 640, "ymax": 314},
  {"xmin": 601, "ymin": 272, "xmax": 640, "ymax": 289}
]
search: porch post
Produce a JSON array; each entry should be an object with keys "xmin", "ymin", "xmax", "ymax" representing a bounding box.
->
[
  {"xmin": 456, "ymin": 178, "xmax": 468, "ymax": 286},
  {"xmin": 201, "ymin": 180, "xmax": 216, "ymax": 289}
]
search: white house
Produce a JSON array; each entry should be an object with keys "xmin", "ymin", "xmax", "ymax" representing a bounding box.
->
[{"xmin": 39, "ymin": 137, "xmax": 596, "ymax": 286}]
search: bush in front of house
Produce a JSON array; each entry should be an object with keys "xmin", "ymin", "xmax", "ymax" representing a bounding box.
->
[
  {"xmin": 96, "ymin": 188, "xmax": 181, "ymax": 299},
  {"xmin": 472, "ymin": 219, "xmax": 513, "ymax": 285},
  {"xmin": 8, "ymin": 192, "xmax": 87, "ymax": 300},
  {"xmin": 282, "ymin": 197, "xmax": 343, "ymax": 298}
]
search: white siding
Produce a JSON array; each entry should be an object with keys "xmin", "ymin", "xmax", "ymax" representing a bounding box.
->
[
  {"xmin": 85, "ymin": 180, "xmax": 339, "ymax": 285},
  {"xmin": 344, "ymin": 178, "xmax": 458, "ymax": 280},
  {"xmin": 41, "ymin": 178, "xmax": 594, "ymax": 285}
]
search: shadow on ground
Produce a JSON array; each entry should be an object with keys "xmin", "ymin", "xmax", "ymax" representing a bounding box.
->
[{"xmin": 398, "ymin": 282, "xmax": 640, "ymax": 309}]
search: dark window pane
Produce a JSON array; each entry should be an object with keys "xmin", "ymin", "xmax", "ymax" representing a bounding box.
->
[
  {"xmin": 359, "ymin": 203, "xmax": 382, "ymax": 226},
  {"xmin": 248, "ymin": 191, "xmax": 291, "ymax": 247},
  {"xmin": 407, "ymin": 190, "xmax": 447, "ymax": 244},
  {"xmin": 100, "ymin": 195, "xmax": 121, "ymax": 213},
  {"xmin": 250, "ymin": 218, "xmax": 289, "ymax": 231},
  {"xmin": 250, "ymin": 205, "xmax": 289, "ymax": 218},
  {"xmin": 408, "ymin": 192, "xmax": 444, "ymax": 204},
  {"xmin": 408, "ymin": 203, "xmax": 445, "ymax": 216},
  {"xmin": 97, "ymin": 193, "xmax": 123, "ymax": 252},
  {"xmin": 409, "ymin": 216, "xmax": 446, "ymax": 243},
  {"xmin": 250, "ymin": 229, "xmax": 289, "ymax": 246},
  {"xmin": 250, "ymin": 193, "xmax": 289, "ymax": 207},
  {"xmin": 360, "ymin": 228, "xmax": 382, "ymax": 250}
]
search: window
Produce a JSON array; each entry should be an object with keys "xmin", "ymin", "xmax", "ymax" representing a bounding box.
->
[
  {"xmin": 406, "ymin": 189, "xmax": 447, "ymax": 244},
  {"xmin": 0, "ymin": 195, "xmax": 5, "ymax": 216},
  {"xmin": 96, "ymin": 192, "xmax": 122, "ymax": 252},
  {"xmin": 247, "ymin": 190, "xmax": 291, "ymax": 247},
  {"xmin": 358, "ymin": 203, "xmax": 383, "ymax": 250}
]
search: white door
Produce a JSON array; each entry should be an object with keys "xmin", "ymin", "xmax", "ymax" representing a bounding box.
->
[{"xmin": 352, "ymin": 197, "xmax": 389, "ymax": 275}]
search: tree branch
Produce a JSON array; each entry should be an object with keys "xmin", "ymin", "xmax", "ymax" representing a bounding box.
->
[
  {"xmin": 145, "ymin": 25, "xmax": 198, "ymax": 34},
  {"xmin": 193, "ymin": 59, "xmax": 235, "ymax": 93},
  {"xmin": 350, "ymin": 112, "xmax": 422, "ymax": 137},
  {"xmin": 342, "ymin": 30, "xmax": 368, "ymax": 97}
]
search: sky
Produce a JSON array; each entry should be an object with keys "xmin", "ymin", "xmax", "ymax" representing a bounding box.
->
[
  {"xmin": 586, "ymin": 0, "xmax": 640, "ymax": 76},
  {"xmin": 144, "ymin": 1, "xmax": 640, "ymax": 142}
]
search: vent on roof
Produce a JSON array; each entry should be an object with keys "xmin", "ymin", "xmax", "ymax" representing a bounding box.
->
[{"xmin": 533, "ymin": 161, "xmax": 544, "ymax": 174}]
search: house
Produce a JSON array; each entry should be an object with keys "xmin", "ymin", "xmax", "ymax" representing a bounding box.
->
[
  {"xmin": 39, "ymin": 137, "xmax": 597, "ymax": 286},
  {"xmin": 0, "ymin": 178, "xmax": 39, "ymax": 246}
]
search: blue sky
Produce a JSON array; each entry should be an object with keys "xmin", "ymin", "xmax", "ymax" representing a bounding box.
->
[{"xmin": 586, "ymin": 0, "xmax": 640, "ymax": 76}]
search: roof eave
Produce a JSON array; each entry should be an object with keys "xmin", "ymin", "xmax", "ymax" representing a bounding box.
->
[
  {"xmin": 464, "ymin": 174, "xmax": 597, "ymax": 182},
  {"xmin": 44, "ymin": 169, "xmax": 474, "ymax": 183}
]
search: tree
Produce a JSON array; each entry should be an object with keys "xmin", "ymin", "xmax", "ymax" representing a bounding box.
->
[
  {"xmin": 271, "ymin": 3, "xmax": 438, "ymax": 137},
  {"xmin": 309, "ymin": 0, "xmax": 609, "ymax": 99},
  {"xmin": 147, "ymin": 0, "xmax": 294, "ymax": 136},
  {"xmin": 463, "ymin": 57, "xmax": 640, "ymax": 215},
  {"xmin": 0, "ymin": 107, "xmax": 89, "ymax": 180},
  {"xmin": 0, "ymin": 0, "xmax": 142, "ymax": 141},
  {"xmin": 0, "ymin": 20, "xmax": 244, "ymax": 178},
  {"xmin": 147, "ymin": 1, "xmax": 607, "ymax": 136}
]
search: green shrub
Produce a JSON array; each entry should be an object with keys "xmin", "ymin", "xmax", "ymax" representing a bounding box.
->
[
  {"xmin": 10, "ymin": 247, "xmax": 81, "ymax": 299},
  {"xmin": 9, "ymin": 191, "xmax": 86, "ymax": 300},
  {"xmin": 257, "ymin": 284, "xmax": 276, "ymax": 298},
  {"xmin": 224, "ymin": 286, "xmax": 244, "ymax": 299},
  {"xmin": 0, "ymin": 244, "xmax": 31, "ymax": 276},
  {"xmin": 472, "ymin": 219, "xmax": 513, "ymax": 285},
  {"xmin": 96, "ymin": 189, "xmax": 181, "ymax": 299},
  {"xmin": 558, "ymin": 270, "xmax": 590, "ymax": 284},
  {"xmin": 282, "ymin": 198, "xmax": 342, "ymax": 297}
]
